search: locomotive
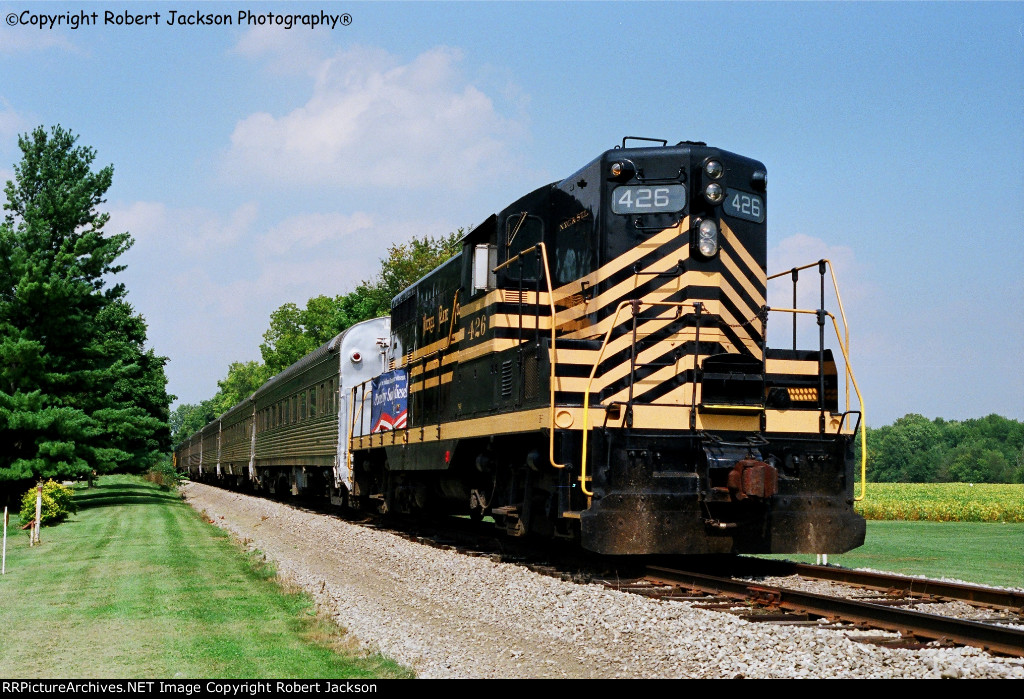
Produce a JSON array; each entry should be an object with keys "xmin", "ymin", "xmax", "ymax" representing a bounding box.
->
[{"xmin": 177, "ymin": 137, "xmax": 866, "ymax": 556}]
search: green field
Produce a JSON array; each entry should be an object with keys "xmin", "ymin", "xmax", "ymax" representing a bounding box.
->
[
  {"xmin": 854, "ymin": 482, "xmax": 1024, "ymax": 522},
  {"xmin": 767, "ymin": 521, "xmax": 1024, "ymax": 589},
  {"xmin": 0, "ymin": 476, "xmax": 412, "ymax": 679}
]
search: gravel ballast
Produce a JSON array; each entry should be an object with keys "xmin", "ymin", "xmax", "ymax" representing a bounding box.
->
[{"xmin": 182, "ymin": 482, "xmax": 1024, "ymax": 679}]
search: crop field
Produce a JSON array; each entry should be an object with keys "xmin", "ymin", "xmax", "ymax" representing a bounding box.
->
[{"xmin": 854, "ymin": 483, "xmax": 1024, "ymax": 522}]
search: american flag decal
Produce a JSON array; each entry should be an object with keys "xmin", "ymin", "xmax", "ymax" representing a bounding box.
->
[{"xmin": 370, "ymin": 369, "xmax": 409, "ymax": 433}]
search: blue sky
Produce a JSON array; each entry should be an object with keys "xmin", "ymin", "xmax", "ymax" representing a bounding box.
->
[{"xmin": 1, "ymin": 1, "xmax": 1021, "ymax": 426}]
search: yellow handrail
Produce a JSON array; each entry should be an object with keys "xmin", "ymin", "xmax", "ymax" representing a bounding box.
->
[
  {"xmin": 579, "ymin": 300, "xmax": 700, "ymax": 498},
  {"xmin": 493, "ymin": 242, "xmax": 565, "ymax": 469},
  {"xmin": 768, "ymin": 307, "xmax": 867, "ymax": 502},
  {"xmin": 346, "ymin": 380, "xmax": 374, "ymax": 481},
  {"xmin": 768, "ymin": 259, "xmax": 852, "ymax": 411}
]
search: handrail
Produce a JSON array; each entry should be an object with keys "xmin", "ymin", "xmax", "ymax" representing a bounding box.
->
[
  {"xmin": 580, "ymin": 300, "xmax": 700, "ymax": 498},
  {"xmin": 493, "ymin": 242, "xmax": 565, "ymax": 469},
  {"xmin": 768, "ymin": 307, "xmax": 867, "ymax": 502},
  {"xmin": 444, "ymin": 289, "xmax": 460, "ymax": 350},
  {"xmin": 346, "ymin": 379, "xmax": 374, "ymax": 477},
  {"xmin": 768, "ymin": 259, "xmax": 852, "ymax": 411}
]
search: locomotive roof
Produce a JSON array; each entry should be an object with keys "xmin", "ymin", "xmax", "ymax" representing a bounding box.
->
[{"xmin": 390, "ymin": 246, "xmax": 464, "ymax": 309}]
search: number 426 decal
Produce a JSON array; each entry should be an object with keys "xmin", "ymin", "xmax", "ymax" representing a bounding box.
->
[{"xmin": 724, "ymin": 190, "xmax": 765, "ymax": 223}]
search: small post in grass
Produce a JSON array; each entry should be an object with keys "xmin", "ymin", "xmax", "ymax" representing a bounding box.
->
[
  {"xmin": 33, "ymin": 483, "xmax": 42, "ymax": 546},
  {"xmin": 2, "ymin": 506, "xmax": 7, "ymax": 574}
]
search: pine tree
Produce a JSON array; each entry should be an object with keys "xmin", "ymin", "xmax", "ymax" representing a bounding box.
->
[{"xmin": 0, "ymin": 125, "xmax": 170, "ymax": 483}]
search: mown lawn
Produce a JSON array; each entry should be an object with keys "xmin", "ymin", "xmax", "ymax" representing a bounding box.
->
[
  {"xmin": 767, "ymin": 520, "xmax": 1024, "ymax": 589},
  {"xmin": 0, "ymin": 475, "xmax": 412, "ymax": 679}
]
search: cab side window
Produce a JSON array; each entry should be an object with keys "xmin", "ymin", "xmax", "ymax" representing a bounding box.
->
[{"xmin": 504, "ymin": 214, "xmax": 543, "ymax": 282}]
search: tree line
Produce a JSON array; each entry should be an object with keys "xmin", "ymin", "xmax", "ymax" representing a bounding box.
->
[
  {"xmin": 170, "ymin": 230, "xmax": 462, "ymax": 440},
  {"xmin": 858, "ymin": 413, "xmax": 1024, "ymax": 484},
  {"xmin": 0, "ymin": 126, "xmax": 171, "ymax": 497}
]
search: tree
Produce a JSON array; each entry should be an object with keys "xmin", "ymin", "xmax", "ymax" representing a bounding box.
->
[
  {"xmin": 0, "ymin": 125, "xmax": 170, "ymax": 483},
  {"xmin": 367, "ymin": 230, "xmax": 463, "ymax": 316},
  {"xmin": 171, "ymin": 229, "xmax": 467, "ymax": 442},
  {"xmin": 866, "ymin": 412, "xmax": 1024, "ymax": 483},
  {"xmin": 88, "ymin": 300, "xmax": 173, "ymax": 471},
  {"xmin": 210, "ymin": 360, "xmax": 271, "ymax": 416},
  {"xmin": 259, "ymin": 231, "xmax": 463, "ymax": 375},
  {"xmin": 169, "ymin": 401, "xmax": 215, "ymax": 444},
  {"xmin": 259, "ymin": 302, "xmax": 322, "ymax": 375},
  {"xmin": 866, "ymin": 414, "xmax": 941, "ymax": 482}
]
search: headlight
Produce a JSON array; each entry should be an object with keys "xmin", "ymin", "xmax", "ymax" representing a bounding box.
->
[
  {"xmin": 704, "ymin": 160, "xmax": 724, "ymax": 179},
  {"xmin": 704, "ymin": 182, "xmax": 724, "ymax": 204},
  {"xmin": 610, "ymin": 160, "xmax": 636, "ymax": 180},
  {"xmin": 694, "ymin": 218, "xmax": 719, "ymax": 257}
]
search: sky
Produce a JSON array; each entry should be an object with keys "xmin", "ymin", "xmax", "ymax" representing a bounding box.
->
[{"xmin": 0, "ymin": 1, "xmax": 1021, "ymax": 427}]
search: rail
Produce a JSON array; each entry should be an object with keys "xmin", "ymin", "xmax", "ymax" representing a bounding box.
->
[
  {"xmin": 767, "ymin": 259, "xmax": 852, "ymax": 410},
  {"xmin": 766, "ymin": 258, "xmax": 865, "ymax": 502},
  {"xmin": 580, "ymin": 300, "xmax": 702, "ymax": 498},
  {"xmin": 768, "ymin": 306, "xmax": 866, "ymax": 502},
  {"xmin": 492, "ymin": 242, "xmax": 565, "ymax": 469},
  {"xmin": 646, "ymin": 565, "xmax": 1024, "ymax": 658}
]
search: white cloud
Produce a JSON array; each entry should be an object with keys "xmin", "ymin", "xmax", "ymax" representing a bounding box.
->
[
  {"xmin": 232, "ymin": 25, "xmax": 330, "ymax": 75},
  {"xmin": 260, "ymin": 211, "xmax": 375, "ymax": 255},
  {"xmin": 107, "ymin": 200, "xmax": 167, "ymax": 239},
  {"xmin": 108, "ymin": 195, "xmax": 462, "ymax": 405},
  {"xmin": 765, "ymin": 233, "xmax": 874, "ymax": 354},
  {"xmin": 768, "ymin": 232, "xmax": 868, "ymax": 306},
  {"xmin": 0, "ymin": 99, "xmax": 32, "ymax": 165},
  {"xmin": 223, "ymin": 45, "xmax": 526, "ymax": 189},
  {"xmin": 109, "ymin": 200, "xmax": 259, "ymax": 254},
  {"xmin": 0, "ymin": 100, "xmax": 28, "ymax": 140}
]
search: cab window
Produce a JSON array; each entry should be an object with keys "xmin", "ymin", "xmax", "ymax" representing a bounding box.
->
[{"xmin": 504, "ymin": 214, "xmax": 543, "ymax": 282}]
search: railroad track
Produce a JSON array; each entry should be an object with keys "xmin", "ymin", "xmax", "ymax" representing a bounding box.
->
[
  {"xmin": 773, "ymin": 561, "xmax": 1024, "ymax": 612},
  {"xmin": 378, "ymin": 521, "xmax": 1024, "ymax": 658},
  {"xmin": 607, "ymin": 565, "xmax": 1024, "ymax": 658},
  {"xmin": 240, "ymin": 491, "xmax": 1024, "ymax": 659}
]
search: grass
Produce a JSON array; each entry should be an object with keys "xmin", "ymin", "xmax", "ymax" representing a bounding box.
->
[
  {"xmin": 0, "ymin": 475, "xmax": 412, "ymax": 679},
  {"xmin": 765, "ymin": 520, "xmax": 1024, "ymax": 589}
]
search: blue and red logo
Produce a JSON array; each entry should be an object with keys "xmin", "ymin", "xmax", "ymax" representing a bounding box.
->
[{"xmin": 370, "ymin": 369, "xmax": 408, "ymax": 432}]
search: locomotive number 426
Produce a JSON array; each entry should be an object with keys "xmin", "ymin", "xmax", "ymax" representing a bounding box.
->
[
  {"xmin": 611, "ymin": 185, "xmax": 686, "ymax": 214},
  {"xmin": 725, "ymin": 190, "xmax": 765, "ymax": 223}
]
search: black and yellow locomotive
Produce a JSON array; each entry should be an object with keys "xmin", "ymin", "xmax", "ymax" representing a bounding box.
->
[{"xmin": 348, "ymin": 137, "xmax": 867, "ymax": 555}]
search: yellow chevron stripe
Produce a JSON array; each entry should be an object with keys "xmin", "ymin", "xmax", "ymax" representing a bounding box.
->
[
  {"xmin": 549, "ymin": 220, "xmax": 689, "ymax": 304},
  {"xmin": 409, "ymin": 371, "xmax": 454, "ymax": 393},
  {"xmin": 351, "ymin": 408, "xmax": 552, "ymax": 448},
  {"xmin": 349, "ymin": 403, "xmax": 847, "ymax": 453},
  {"xmin": 766, "ymin": 358, "xmax": 837, "ymax": 375},
  {"xmin": 560, "ymin": 271, "xmax": 719, "ymax": 341},
  {"xmin": 719, "ymin": 219, "xmax": 764, "ymax": 287}
]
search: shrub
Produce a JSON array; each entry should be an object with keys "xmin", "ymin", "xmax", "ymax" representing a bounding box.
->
[
  {"xmin": 19, "ymin": 480, "xmax": 78, "ymax": 525},
  {"xmin": 144, "ymin": 457, "xmax": 182, "ymax": 490}
]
